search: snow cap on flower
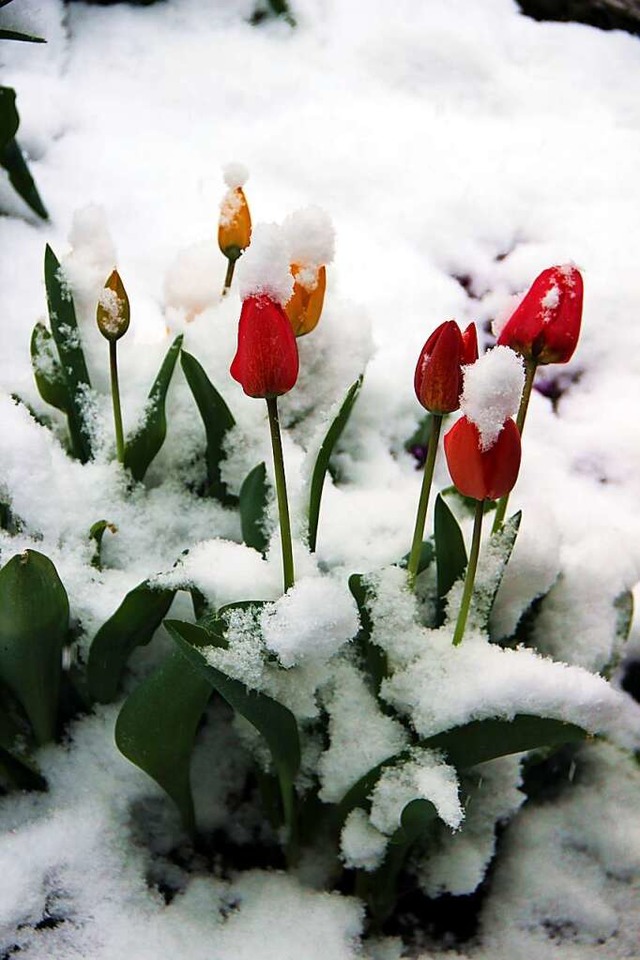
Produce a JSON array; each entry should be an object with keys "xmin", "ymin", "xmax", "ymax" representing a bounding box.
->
[
  {"xmin": 222, "ymin": 162, "xmax": 249, "ymax": 189},
  {"xmin": 460, "ymin": 346, "xmax": 525, "ymax": 451},
  {"xmin": 494, "ymin": 264, "xmax": 583, "ymax": 365},
  {"xmin": 282, "ymin": 206, "xmax": 335, "ymax": 278},
  {"xmin": 237, "ymin": 223, "xmax": 294, "ymax": 305}
]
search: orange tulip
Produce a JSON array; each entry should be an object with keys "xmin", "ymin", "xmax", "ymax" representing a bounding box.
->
[{"xmin": 285, "ymin": 263, "xmax": 326, "ymax": 337}]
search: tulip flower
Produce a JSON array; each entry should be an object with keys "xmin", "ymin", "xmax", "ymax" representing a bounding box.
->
[
  {"xmin": 218, "ymin": 165, "xmax": 252, "ymax": 295},
  {"xmin": 443, "ymin": 415, "xmax": 521, "ymax": 646},
  {"xmin": 231, "ymin": 230, "xmax": 298, "ymax": 592},
  {"xmin": 496, "ymin": 264, "xmax": 583, "ymax": 366},
  {"xmin": 492, "ymin": 264, "xmax": 583, "ymax": 532},
  {"xmin": 230, "ymin": 294, "xmax": 299, "ymax": 399},
  {"xmin": 96, "ymin": 270, "xmax": 130, "ymax": 463},
  {"xmin": 285, "ymin": 263, "xmax": 327, "ymax": 337},
  {"xmin": 407, "ymin": 320, "xmax": 478, "ymax": 589}
]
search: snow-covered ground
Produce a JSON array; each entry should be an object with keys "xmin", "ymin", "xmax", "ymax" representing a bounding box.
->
[{"xmin": 1, "ymin": 0, "xmax": 640, "ymax": 957}]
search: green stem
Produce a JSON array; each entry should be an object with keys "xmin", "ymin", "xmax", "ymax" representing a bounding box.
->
[
  {"xmin": 109, "ymin": 340, "xmax": 125, "ymax": 463},
  {"xmin": 222, "ymin": 257, "xmax": 236, "ymax": 296},
  {"xmin": 266, "ymin": 396, "xmax": 295, "ymax": 593},
  {"xmin": 407, "ymin": 414, "xmax": 443, "ymax": 590},
  {"xmin": 492, "ymin": 357, "xmax": 537, "ymax": 533},
  {"xmin": 452, "ymin": 498, "xmax": 485, "ymax": 646}
]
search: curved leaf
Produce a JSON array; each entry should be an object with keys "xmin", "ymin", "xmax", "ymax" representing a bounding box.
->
[
  {"xmin": 44, "ymin": 246, "xmax": 91, "ymax": 458},
  {"xmin": 30, "ymin": 322, "xmax": 69, "ymax": 411},
  {"xmin": 165, "ymin": 619, "xmax": 300, "ymax": 826},
  {"xmin": 0, "ymin": 550, "xmax": 69, "ymax": 744},
  {"xmin": 477, "ymin": 511, "xmax": 521, "ymax": 631},
  {"xmin": 87, "ymin": 581, "xmax": 176, "ymax": 703},
  {"xmin": 389, "ymin": 797, "xmax": 438, "ymax": 846},
  {"xmin": 434, "ymin": 493, "xmax": 467, "ymax": 625},
  {"xmin": 180, "ymin": 350, "xmax": 236, "ymax": 503},
  {"xmin": 308, "ymin": 376, "xmax": 363, "ymax": 552},
  {"xmin": 239, "ymin": 462, "xmax": 269, "ymax": 553},
  {"xmin": 349, "ymin": 573, "xmax": 388, "ymax": 693},
  {"xmin": 0, "ymin": 86, "xmax": 19, "ymax": 149},
  {"xmin": 124, "ymin": 335, "xmax": 183, "ymax": 481},
  {"xmin": 115, "ymin": 644, "xmax": 211, "ymax": 833}
]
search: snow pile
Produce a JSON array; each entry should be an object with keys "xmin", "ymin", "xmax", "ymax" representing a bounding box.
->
[
  {"xmin": 460, "ymin": 347, "xmax": 525, "ymax": 450},
  {"xmin": 237, "ymin": 223, "xmax": 293, "ymax": 304}
]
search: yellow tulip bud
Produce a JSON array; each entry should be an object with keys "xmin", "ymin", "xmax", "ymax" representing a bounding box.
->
[
  {"xmin": 285, "ymin": 263, "xmax": 326, "ymax": 337},
  {"xmin": 96, "ymin": 270, "xmax": 130, "ymax": 342},
  {"xmin": 218, "ymin": 187, "xmax": 252, "ymax": 261}
]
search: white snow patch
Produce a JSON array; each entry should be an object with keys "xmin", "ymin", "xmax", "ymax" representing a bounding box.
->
[
  {"xmin": 236, "ymin": 223, "xmax": 293, "ymax": 305},
  {"xmin": 460, "ymin": 346, "xmax": 525, "ymax": 450}
]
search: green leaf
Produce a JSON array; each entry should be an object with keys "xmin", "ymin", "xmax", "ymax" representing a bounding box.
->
[
  {"xmin": 239, "ymin": 462, "xmax": 269, "ymax": 553},
  {"xmin": 115, "ymin": 643, "xmax": 211, "ymax": 833},
  {"xmin": 180, "ymin": 350, "xmax": 236, "ymax": 504},
  {"xmin": 434, "ymin": 493, "xmax": 467, "ymax": 624},
  {"xmin": 398, "ymin": 540, "xmax": 434, "ymax": 575},
  {"xmin": 477, "ymin": 511, "xmax": 521, "ymax": 632},
  {"xmin": 389, "ymin": 798, "xmax": 438, "ymax": 845},
  {"xmin": 87, "ymin": 581, "xmax": 176, "ymax": 703},
  {"xmin": 0, "ymin": 86, "xmax": 19, "ymax": 150},
  {"xmin": 88, "ymin": 519, "xmax": 117, "ymax": 570},
  {"xmin": 0, "ymin": 136, "xmax": 48, "ymax": 218},
  {"xmin": 0, "ymin": 29, "xmax": 45, "ymax": 42},
  {"xmin": 420, "ymin": 714, "xmax": 587, "ymax": 770},
  {"xmin": 124, "ymin": 335, "xmax": 183, "ymax": 482},
  {"xmin": 614, "ymin": 589, "xmax": 634, "ymax": 645},
  {"xmin": 44, "ymin": 245, "xmax": 92, "ymax": 460},
  {"xmin": 30, "ymin": 322, "xmax": 70, "ymax": 412},
  {"xmin": 308, "ymin": 376, "xmax": 363, "ymax": 552},
  {"xmin": 0, "ymin": 550, "xmax": 69, "ymax": 744},
  {"xmin": 165, "ymin": 619, "xmax": 301, "ymax": 826},
  {"xmin": 349, "ymin": 574, "xmax": 388, "ymax": 693}
]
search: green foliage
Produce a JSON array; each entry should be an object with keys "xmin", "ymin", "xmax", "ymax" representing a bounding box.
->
[
  {"xmin": 124, "ymin": 335, "xmax": 183, "ymax": 482},
  {"xmin": 349, "ymin": 574, "xmax": 388, "ymax": 694},
  {"xmin": 239, "ymin": 462, "xmax": 269, "ymax": 553},
  {"xmin": 180, "ymin": 350, "xmax": 236, "ymax": 503},
  {"xmin": 308, "ymin": 376, "xmax": 363, "ymax": 552},
  {"xmin": 87, "ymin": 580, "xmax": 176, "ymax": 704},
  {"xmin": 0, "ymin": 86, "xmax": 47, "ymax": 218},
  {"xmin": 0, "ymin": 550, "xmax": 69, "ymax": 744},
  {"xmin": 434, "ymin": 493, "xmax": 467, "ymax": 624}
]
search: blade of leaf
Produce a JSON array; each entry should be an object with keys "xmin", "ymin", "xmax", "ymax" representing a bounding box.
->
[
  {"xmin": 115, "ymin": 644, "xmax": 211, "ymax": 834},
  {"xmin": 308, "ymin": 376, "xmax": 363, "ymax": 552},
  {"xmin": 0, "ymin": 550, "xmax": 69, "ymax": 744},
  {"xmin": 30, "ymin": 322, "xmax": 70, "ymax": 412},
  {"xmin": 180, "ymin": 350, "xmax": 236, "ymax": 504},
  {"xmin": 44, "ymin": 245, "xmax": 92, "ymax": 459},
  {"xmin": 389, "ymin": 798, "xmax": 438, "ymax": 846},
  {"xmin": 0, "ymin": 29, "xmax": 46, "ymax": 42},
  {"xmin": 349, "ymin": 574, "xmax": 388, "ymax": 693},
  {"xmin": 239, "ymin": 462, "xmax": 269, "ymax": 553},
  {"xmin": 434, "ymin": 493, "xmax": 467, "ymax": 625},
  {"xmin": 165, "ymin": 619, "xmax": 300, "ymax": 827},
  {"xmin": 478, "ymin": 510, "xmax": 521, "ymax": 634},
  {"xmin": 87, "ymin": 582, "xmax": 176, "ymax": 704},
  {"xmin": 0, "ymin": 86, "xmax": 19, "ymax": 150},
  {"xmin": 124, "ymin": 335, "xmax": 183, "ymax": 482},
  {"xmin": 420, "ymin": 714, "xmax": 587, "ymax": 770}
]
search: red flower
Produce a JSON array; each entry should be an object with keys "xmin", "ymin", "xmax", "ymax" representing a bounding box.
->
[
  {"xmin": 444, "ymin": 416, "xmax": 521, "ymax": 501},
  {"xmin": 414, "ymin": 321, "xmax": 478, "ymax": 415},
  {"xmin": 230, "ymin": 294, "xmax": 299, "ymax": 398},
  {"xmin": 496, "ymin": 265, "xmax": 583, "ymax": 365}
]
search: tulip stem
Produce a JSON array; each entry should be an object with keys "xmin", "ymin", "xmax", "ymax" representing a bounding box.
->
[
  {"xmin": 222, "ymin": 258, "xmax": 236, "ymax": 297},
  {"xmin": 452, "ymin": 498, "xmax": 485, "ymax": 646},
  {"xmin": 266, "ymin": 396, "xmax": 295, "ymax": 593},
  {"xmin": 492, "ymin": 358, "xmax": 537, "ymax": 533},
  {"xmin": 109, "ymin": 340, "xmax": 125, "ymax": 463},
  {"xmin": 407, "ymin": 414, "xmax": 443, "ymax": 590}
]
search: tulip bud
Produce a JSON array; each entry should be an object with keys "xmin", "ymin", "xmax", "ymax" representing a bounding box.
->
[
  {"xmin": 230, "ymin": 294, "xmax": 299, "ymax": 398},
  {"xmin": 414, "ymin": 320, "xmax": 478, "ymax": 415},
  {"xmin": 495, "ymin": 264, "xmax": 583, "ymax": 365},
  {"xmin": 285, "ymin": 263, "xmax": 326, "ymax": 336},
  {"xmin": 444, "ymin": 416, "xmax": 521, "ymax": 501},
  {"xmin": 218, "ymin": 165, "xmax": 252, "ymax": 261},
  {"xmin": 96, "ymin": 270, "xmax": 130, "ymax": 342}
]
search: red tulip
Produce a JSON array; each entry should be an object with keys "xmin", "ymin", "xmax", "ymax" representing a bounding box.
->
[
  {"xmin": 496, "ymin": 265, "xmax": 583, "ymax": 365},
  {"xmin": 414, "ymin": 321, "xmax": 478, "ymax": 415},
  {"xmin": 444, "ymin": 416, "xmax": 521, "ymax": 501},
  {"xmin": 230, "ymin": 294, "xmax": 299, "ymax": 398}
]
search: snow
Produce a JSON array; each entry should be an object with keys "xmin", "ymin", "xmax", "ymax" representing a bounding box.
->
[
  {"xmin": 0, "ymin": 0, "xmax": 640, "ymax": 956},
  {"xmin": 460, "ymin": 346, "xmax": 525, "ymax": 450},
  {"xmin": 369, "ymin": 749, "xmax": 463, "ymax": 834},
  {"xmin": 237, "ymin": 222, "xmax": 294, "ymax": 304}
]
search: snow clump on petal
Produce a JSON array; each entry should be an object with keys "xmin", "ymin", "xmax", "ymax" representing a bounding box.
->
[
  {"xmin": 460, "ymin": 346, "xmax": 525, "ymax": 450},
  {"xmin": 237, "ymin": 223, "xmax": 293, "ymax": 305},
  {"xmin": 282, "ymin": 206, "xmax": 335, "ymax": 268},
  {"xmin": 222, "ymin": 161, "xmax": 249, "ymax": 188}
]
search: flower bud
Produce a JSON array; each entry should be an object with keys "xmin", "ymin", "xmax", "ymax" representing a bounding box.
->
[
  {"xmin": 495, "ymin": 264, "xmax": 583, "ymax": 365},
  {"xmin": 218, "ymin": 186, "xmax": 252, "ymax": 261},
  {"xmin": 96, "ymin": 270, "xmax": 130, "ymax": 342},
  {"xmin": 285, "ymin": 263, "xmax": 326, "ymax": 337},
  {"xmin": 444, "ymin": 415, "xmax": 521, "ymax": 501},
  {"xmin": 414, "ymin": 320, "xmax": 478, "ymax": 415},
  {"xmin": 230, "ymin": 294, "xmax": 299, "ymax": 398}
]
